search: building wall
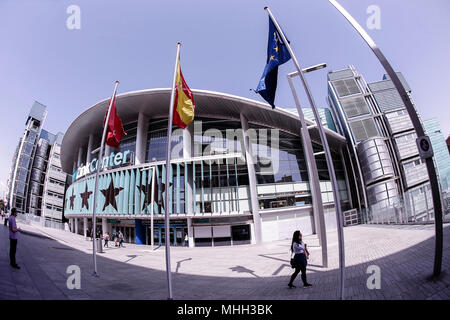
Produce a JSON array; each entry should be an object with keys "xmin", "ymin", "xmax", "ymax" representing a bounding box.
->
[
  {"xmin": 424, "ymin": 118, "xmax": 450, "ymax": 191},
  {"xmin": 327, "ymin": 66, "xmax": 432, "ymax": 223},
  {"xmin": 64, "ymin": 110, "xmax": 351, "ymax": 245},
  {"xmin": 42, "ymin": 135, "xmax": 68, "ymax": 223},
  {"xmin": 6, "ymin": 102, "xmax": 68, "ymax": 226},
  {"xmin": 6, "ymin": 102, "xmax": 47, "ymax": 214}
]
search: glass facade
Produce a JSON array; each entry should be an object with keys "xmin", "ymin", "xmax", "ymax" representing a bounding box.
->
[
  {"xmin": 146, "ymin": 119, "xmax": 183, "ymax": 162},
  {"xmin": 119, "ymin": 121, "xmax": 137, "ymax": 156},
  {"xmin": 248, "ymin": 123, "xmax": 348, "ymax": 210},
  {"xmin": 424, "ymin": 118, "xmax": 450, "ymax": 191}
]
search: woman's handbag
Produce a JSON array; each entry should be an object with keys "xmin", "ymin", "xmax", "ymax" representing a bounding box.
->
[{"xmin": 290, "ymin": 252, "xmax": 295, "ymax": 268}]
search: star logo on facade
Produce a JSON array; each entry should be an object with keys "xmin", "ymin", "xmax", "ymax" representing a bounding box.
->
[
  {"xmin": 137, "ymin": 183, "xmax": 156, "ymax": 211},
  {"xmin": 80, "ymin": 183, "xmax": 93, "ymax": 210},
  {"xmin": 160, "ymin": 182, "xmax": 173, "ymax": 210},
  {"xmin": 69, "ymin": 190, "xmax": 76, "ymax": 210},
  {"xmin": 100, "ymin": 179, "xmax": 124, "ymax": 211}
]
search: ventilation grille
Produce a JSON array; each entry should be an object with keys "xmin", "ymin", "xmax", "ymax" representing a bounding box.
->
[
  {"xmin": 341, "ymin": 96, "xmax": 371, "ymax": 118},
  {"xmin": 373, "ymin": 90, "xmax": 404, "ymax": 112},
  {"xmin": 349, "ymin": 118, "xmax": 379, "ymax": 142},
  {"xmin": 333, "ymin": 78, "xmax": 361, "ymax": 97},
  {"xmin": 328, "ymin": 69, "xmax": 354, "ymax": 81}
]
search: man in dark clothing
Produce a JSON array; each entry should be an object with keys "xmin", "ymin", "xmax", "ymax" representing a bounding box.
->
[{"xmin": 9, "ymin": 208, "xmax": 21, "ymax": 269}]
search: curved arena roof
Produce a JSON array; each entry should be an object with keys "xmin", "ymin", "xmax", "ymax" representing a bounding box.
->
[{"xmin": 61, "ymin": 88, "xmax": 346, "ymax": 173}]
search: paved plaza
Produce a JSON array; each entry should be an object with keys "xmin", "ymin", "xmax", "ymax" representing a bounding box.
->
[{"xmin": 1, "ymin": 218, "xmax": 449, "ymax": 300}]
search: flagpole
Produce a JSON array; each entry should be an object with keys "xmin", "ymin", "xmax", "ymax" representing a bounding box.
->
[
  {"xmin": 151, "ymin": 166, "xmax": 155, "ymax": 250},
  {"xmin": 91, "ymin": 80, "xmax": 120, "ymax": 277},
  {"xmin": 164, "ymin": 42, "xmax": 181, "ymax": 300},
  {"xmin": 264, "ymin": 6, "xmax": 346, "ymax": 299}
]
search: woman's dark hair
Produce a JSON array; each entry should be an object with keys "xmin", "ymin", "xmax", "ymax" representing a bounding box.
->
[{"xmin": 290, "ymin": 230, "xmax": 301, "ymax": 252}]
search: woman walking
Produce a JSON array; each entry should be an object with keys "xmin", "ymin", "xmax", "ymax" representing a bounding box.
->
[
  {"xmin": 288, "ymin": 230, "xmax": 312, "ymax": 288},
  {"xmin": 118, "ymin": 231, "xmax": 124, "ymax": 248},
  {"xmin": 103, "ymin": 232, "xmax": 109, "ymax": 247}
]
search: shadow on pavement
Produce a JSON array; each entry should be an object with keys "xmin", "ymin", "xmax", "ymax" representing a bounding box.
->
[{"xmin": 0, "ymin": 223, "xmax": 448, "ymax": 300}]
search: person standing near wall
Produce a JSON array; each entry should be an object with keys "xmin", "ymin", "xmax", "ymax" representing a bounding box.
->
[
  {"xmin": 4, "ymin": 210, "xmax": 9, "ymax": 227},
  {"xmin": 9, "ymin": 208, "xmax": 21, "ymax": 269}
]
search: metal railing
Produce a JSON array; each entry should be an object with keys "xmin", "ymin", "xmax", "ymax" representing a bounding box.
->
[
  {"xmin": 357, "ymin": 187, "xmax": 450, "ymax": 225},
  {"xmin": 15, "ymin": 213, "xmax": 67, "ymax": 230}
]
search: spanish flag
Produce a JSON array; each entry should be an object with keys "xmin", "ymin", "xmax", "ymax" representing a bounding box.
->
[{"xmin": 173, "ymin": 59, "xmax": 195, "ymax": 129}]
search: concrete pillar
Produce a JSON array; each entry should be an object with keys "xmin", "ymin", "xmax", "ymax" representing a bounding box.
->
[
  {"xmin": 102, "ymin": 218, "xmax": 107, "ymax": 234},
  {"xmin": 77, "ymin": 147, "xmax": 84, "ymax": 167},
  {"xmin": 136, "ymin": 112, "xmax": 149, "ymax": 165},
  {"xmin": 240, "ymin": 113, "xmax": 262, "ymax": 244},
  {"xmin": 83, "ymin": 217, "xmax": 88, "ymax": 239},
  {"xmin": 187, "ymin": 217, "xmax": 194, "ymax": 248},
  {"xmin": 73, "ymin": 161, "xmax": 77, "ymax": 174},
  {"xmin": 86, "ymin": 134, "xmax": 95, "ymax": 164},
  {"xmin": 184, "ymin": 123, "xmax": 194, "ymax": 215},
  {"xmin": 250, "ymin": 223, "xmax": 257, "ymax": 244},
  {"xmin": 74, "ymin": 218, "xmax": 79, "ymax": 235}
]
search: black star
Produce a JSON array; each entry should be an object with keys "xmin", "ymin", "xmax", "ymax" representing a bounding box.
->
[
  {"xmin": 80, "ymin": 183, "xmax": 93, "ymax": 210},
  {"xmin": 100, "ymin": 179, "xmax": 124, "ymax": 211},
  {"xmin": 137, "ymin": 183, "xmax": 156, "ymax": 211},
  {"xmin": 69, "ymin": 190, "xmax": 76, "ymax": 210},
  {"xmin": 160, "ymin": 182, "xmax": 173, "ymax": 210}
]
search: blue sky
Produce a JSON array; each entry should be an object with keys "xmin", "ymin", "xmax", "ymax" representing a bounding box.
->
[{"xmin": 1, "ymin": 0, "xmax": 449, "ymax": 197}]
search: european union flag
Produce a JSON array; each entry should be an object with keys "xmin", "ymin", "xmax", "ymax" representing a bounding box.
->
[{"xmin": 255, "ymin": 18, "xmax": 291, "ymax": 108}]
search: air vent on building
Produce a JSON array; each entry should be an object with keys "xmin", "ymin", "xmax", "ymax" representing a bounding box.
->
[
  {"xmin": 373, "ymin": 90, "xmax": 405, "ymax": 112},
  {"xmin": 341, "ymin": 96, "xmax": 371, "ymax": 118},
  {"xmin": 328, "ymin": 69, "xmax": 355, "ymax": 81},
  {"xmin": 349, "ymin": 118, "xmax": 379, "ymax": 142},
  {"xmin": 333, "ymin": 78, "xmax": 361, "ymax": 97}
]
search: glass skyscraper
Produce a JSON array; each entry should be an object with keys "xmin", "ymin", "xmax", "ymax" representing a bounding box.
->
[
  {"xmin": 327, "ymin": 66, "xmax": 434, "ymax": 223},
  {"xmin": 6, "ymin": 102, "xmax": 68, "ymax": 226}
]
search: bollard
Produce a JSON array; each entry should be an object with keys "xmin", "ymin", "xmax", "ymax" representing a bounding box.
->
[{"xmin": 96, "ymin": 238, "xmax": 103, "ymax": 253}]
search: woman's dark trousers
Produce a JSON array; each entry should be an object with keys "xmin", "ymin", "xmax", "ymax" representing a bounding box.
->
[{"xmin": 289, "ymin": 265, "xmax": 307, "ymax": 286}]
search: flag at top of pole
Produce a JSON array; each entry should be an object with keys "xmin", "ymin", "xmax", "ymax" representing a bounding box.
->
[
  {"xmin": 173, "ymin": 57, "xmax": 195, "ymax": 129},
  {"xmin": 104, "ymin": 93, "xmax": 127, "ymax": 148},
  {"xmin": 255, "ymin": 17, "xmax": 291, "ymax": 108}
]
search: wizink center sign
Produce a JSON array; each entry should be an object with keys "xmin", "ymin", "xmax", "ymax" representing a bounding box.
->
[{"xmin": 73, "ymin": 150, "xmax": 133, "ymax": 181}]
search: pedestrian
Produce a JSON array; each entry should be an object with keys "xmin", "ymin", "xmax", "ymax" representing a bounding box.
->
[
  {"xmin": 118, "ymin": 231, "xmax": 124, "ymax": 248},
  {"xmin": 113, "ymin": 230, "xmax": 118, "ymax": 247},
  {"xmin": 184, "ymin": 234, "xmax": 189, "ymax": 247},
  {"xmin": 4, "ymin": 210, "xmax": 9, "ymax": 227},
  {"xmin": 103, "ymin": 232, "xmax": 109, "ymax": 247},
  {"xmin": 9, "ymin": 208, "xmax": 21, "ymax": 269},
  {"xmin": 288, "ymin": 230, "xmax": 312, "ymax": 288}
]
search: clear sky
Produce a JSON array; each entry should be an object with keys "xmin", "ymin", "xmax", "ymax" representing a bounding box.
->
[{"xmin": 1, "ymin": 0, "xmax": 449, "ymax": 198}]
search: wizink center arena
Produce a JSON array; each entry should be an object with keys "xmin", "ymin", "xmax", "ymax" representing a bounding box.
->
[{"xmin": 61, "ymin": 89, "xmax": 353, "ymax": 247}]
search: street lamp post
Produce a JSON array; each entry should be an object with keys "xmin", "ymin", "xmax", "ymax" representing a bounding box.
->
[{"xmin": 264, "ymin": 6, "xmax": 346, "ymax": 299}]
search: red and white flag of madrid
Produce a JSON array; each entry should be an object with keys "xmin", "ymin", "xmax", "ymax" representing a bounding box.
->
[{"xmin": 105, "ymin": 94, "xmax": 126, "ymax": 148}]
